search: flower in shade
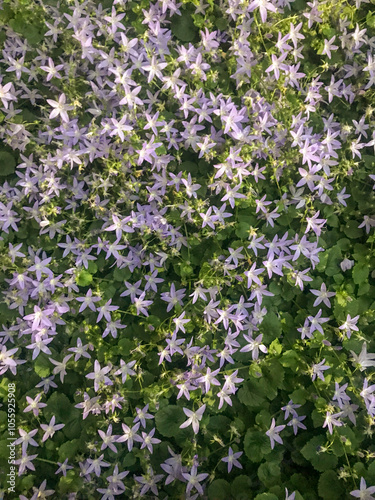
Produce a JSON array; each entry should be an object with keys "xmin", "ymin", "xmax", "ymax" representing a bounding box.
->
[
  {"xmin": 182, "ymin": 465, "xmax": 209, "ymax": 496},
  {"xmin": 266, "ymin": 418, "xmax": 285, "ymax": 449},
  {"xmin": 14, "ymin": 454, "xmax": 38, "ymax": 476},
  {"xmin": 221, "ymin": 447, "xmax": 243, "ymax": 472},
  {"xmin": 86, "ymin": 454, "xmax": 111, "ymax": 477},
  {"xmin": 350, "ymin": 477, "xmax": 375, "ymax": 499},
  {"xmin": 55, "ymin": 459, "xmax": 74, "ymax": 477}
]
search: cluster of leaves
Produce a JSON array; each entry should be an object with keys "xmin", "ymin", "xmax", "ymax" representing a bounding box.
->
[{"xmin": 0, "ymin": 0, "xmax": 375, "ymax": 498}]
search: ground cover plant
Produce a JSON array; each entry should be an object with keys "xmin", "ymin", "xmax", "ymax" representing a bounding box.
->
[{"xmin": 0, "ymin": 0, "xmax": 375, "ymax": 498}]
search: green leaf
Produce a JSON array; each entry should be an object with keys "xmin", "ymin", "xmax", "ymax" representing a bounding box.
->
[
  {"xmin": 45, "ymin": 393, "xmax": 72, "ymax": 422},
  {"xmin": 113, "ymin": 266, "xmax": 131, "ymax": 281},
  {"xmin": 289, "ymin": 388, "xmax": 309, "ymax": 405},
  {"xmin": 318, "ymin": 470, "xmax": 344, "ymax": 500},
  {"xmin": 358, "ymin": 282, "xmax": 370, "ymax": 296},
  {"xmin": 19, "ymin": 474, "xmax": 36, "ymax": 491},
  {"xmin": 208, "ymin": 479, "xmax": 231, "ymax": 500},
  {"xmin": 231, "ymin": 475, "xmax": 252, "ymax": 500},
  {"xmin": 325, "ymin": 246, "xmax": 342, "ymax": 276},
  {"xmin": 327, "ymin": 214, "xmax": 339, "ymax": 227},
  {"xmin": 122, "ymin": 452, "xmax": 136, "ymax": 467},
  {"xmin": 258, "ymin": 462, "xmax": 281, "ymax": 487},
  {"xmin": 117, "ymin": 338, "xmax": 132, "ymax": 356},
  {"xmin": 255, "ymin": 409, "xmax": 271, "ymax": 427},
  {"xmin": 76, "ymin": 270, "xmax": 93, "ymax": 287},
  {"xmin": 0, "ymin": 151, "xmax": 16, "ymax": 176},
  {"xmin": 269, "ymin": 338, "xmax": 282, "ymax": 355},
  {"xmin": 280, "ymin": 350, "xmax": 300, "ymax": 371},
  {"xmin": 352, "ymin": 262, "xmax": 369, "ymax": 285},
  {"xmin": 180, "ymin": 161, "xmax": 198, "ymax": 173},
  {"xmin": 301, "ymin": 436, "xmax": 338, "ymax": 472},
  {"xmin": 235, "ymin": 222, "xmax": 251, "ymax": 239},
  {"xmin": 34, "ymin": 354, "xmax": 51, "ymax": 378},
  {"xmin": 63, "ymin": 415, "xmax": 83, "ymax": 440},
  {"xmin": 264, "ymin": 359, "xmax": 284, "ymax": 389},
  {"xmin": 207, "ymin": 415, "xmax": 231, "ymax": 432},
  {"xmin": 254, "ymin": 494, "xmax": 278, "ymax": 500},
  {"xmin": 58, "ymin": 439, "xmax": 81, "ymax": 461},
  {"xmin": 155, "ymin": 405, "xmax": 185, "ymax": 437},
  {"xmin": 261, "ymin": 312, "xmax": 281, "ymax": 343},
  {"xmin": 367, "ymin": 460, "xmax": 375, "ymax": 482},
  {"xmin": 343, "ymin": 221, "xmax": 363, "ymax": 239},
  {"xmin": 238, "ymin": 379, "xmax": 266, "ymax": 409},
  {"xmin": 171, "ymin": 12, "xmax": 198, "ymax": 42},
  {"xmin": 87, "ymin": 260, "xmax": 98, "ymax": 274},
  {"xmin": 337, "ymin": 238, "xmax": 350, "ymax": 251},
  {"xmin": 215, "ymin": 16, "xmax": 228, "ymax": 31},
  {"xmin": 335, "ymin": 292, "xmax": 347, "ymax": 307},
  {"xmin": 244, "ymin": 429, "xmax": 270, "ymax": 462},
  {"xmin": 58, "ymin": 471, "xmax": 83, "ymax": 495},
  {"xmin": 367, "ymin": 12, "xmax": 375, "ymax": 28}
]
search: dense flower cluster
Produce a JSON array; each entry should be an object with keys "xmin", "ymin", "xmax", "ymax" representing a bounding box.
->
[{"xmin": 0, "ymin": 0, "xmax": 375, "ymax": 498}]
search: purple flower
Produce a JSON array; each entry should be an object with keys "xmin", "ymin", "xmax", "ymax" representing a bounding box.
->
[
  {"xmin": 134, "ymin": 467, "xmax": 164, "ymax": 496},
  {"xmin": 196, "ymin": 367, "xmax": 221, "ymax": 393},
  {"xmin": 287, "ymin": 415, "xmax": 307, "ymax": 435},
  {"xmin": 173, "ymin": 311, "xmax": 190, "ymax": 333},
  {"xmin": 248, "ymin": 0, "xmax": 277, "ymax": 22},
  {"xmin": 76, "ymin": 289, "xmax": 101, "ymax": 313},
  {"xmin": 11, "ymin": 428, "xmax": 39, "ymax": 454},
  {"xmin": 160, "ymin": 283, "xmax": 186, "ymax": 312},
  {"xmin": 114, "ymin": 359, "xmax": 136, "ymax": 383},
  {"xmin": 140, "ymin": 428, "xmax": 161, "ymax": 453},
  {"xmin": 340, "ymin": 258, "xmax": 355, "ymax": 272},
  {"xmin": 266, "ymin": 418, "xmax": 285, "ymax": 449},
  {"xmin": 86, "ymin": 360, "xmax": 113, "ymax": 392},
  {"xmin": 24, "ymin": 394, "xmax": 47, "ymax": 417},
  {"xmin": 310, "ymin": 283, "xmax": 335, "ymax": 308},
  {"xmin": 86, "ymin": 454, "xmax": 110, "ymax": 477},
  {"xmin": 311, "ymin": 359, "xmax": 330, "ymax": 381},
  {"xmin": 350, "ymin": 478, "xmax": 375, "ymax": 499},
  {"xmin": 240, "ymin": 333, "xmax": 267, "ymax": 360},
  {"xmin": 116, "ymin": 423, "xmax": 142, "ymax": 451},
  {"xmin": 68, "ymin": 338, "xmax": 93, "ymax": 361},
  {"xmin": 133, "ymin": 404, "xmax": 154, "ymax": 428},
  {"xmin": 322, "ymin": 411, "xmax": 343, "ymax": 434},
  {"xmin": 14, "ymin": 453, "xmax": 38, "ymax": 476},
  {"xmin": 55, "ymin": 459, "xmax": 73, "ymax": 477},
  {"xmin": 307, "ymin": 309, "xmax": 329, "ymax": 335},
  {"xmin": 180, "ymin": 404, "xmax": 206, "ymax": 434},
  {"xmin": 98, "ymin": 424, "xmax": 119, "ymax": 453},
  {"xmin": 40, "ymin": 57, "xmax": 64, "ymax": 81},
  {"xmin": 46, "ymin": 93, "xmax": 73, "ymax": 123},
  {"xmin": 133, "ymin": 292, "xmax": 153, "ymax": 316},
  {"xmin": 40, "ymin": 416, "xmax": 65, "ymax": 442},
  {"xmin": 96, "ymin": 299, "xmax": 119, "ymax": 323},
  {"xmin": 339, "ymin": 314, "xmax": 359, "ymax": 339},
  {"xmin": 281, "ymin": 400, "xmax": 301, "ymax": 419},
  {"xmin": 182, "ymin": 465, "xmax": 209, "ymax": 496},
  {"xmin": 221, "ymin": 447, "xmax": 243, "ymax": 473},
  {"xmin": 49, "ymin": 355, "xmax": 72, "ymax": 383}
]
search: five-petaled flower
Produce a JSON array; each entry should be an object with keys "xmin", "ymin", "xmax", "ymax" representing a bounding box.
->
[{"xmin": 180, "ymin": 404, "xmax": 206, "ymax": 434}]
